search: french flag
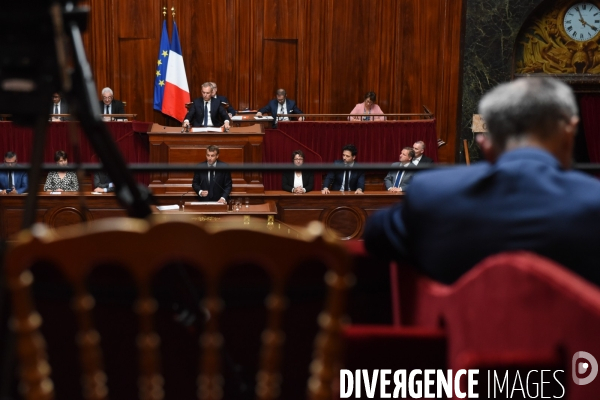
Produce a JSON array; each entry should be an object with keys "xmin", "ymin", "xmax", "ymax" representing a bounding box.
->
[{"xmin": 162, "ymin": 22, "xmax": 190, "ymax": 122}]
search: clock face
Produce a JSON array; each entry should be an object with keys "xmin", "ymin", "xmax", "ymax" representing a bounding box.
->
[{"xmin": 563, "ymin": 2, "xmax": 600, "ymax": 41}]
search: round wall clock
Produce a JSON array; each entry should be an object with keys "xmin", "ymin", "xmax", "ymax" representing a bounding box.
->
[{"xmin": 562, "ymin": 2, "xmax": 600, "ymax": 41}]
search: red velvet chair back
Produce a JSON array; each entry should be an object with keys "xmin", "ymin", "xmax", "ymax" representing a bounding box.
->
[{"xmin": 392, "ymin": 251, "xmax": 600, "ymax": 399}]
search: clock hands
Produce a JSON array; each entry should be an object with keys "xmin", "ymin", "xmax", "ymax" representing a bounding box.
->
[
  {"xmin": 574, "ymin": 6, "xmax": 599, "ymax": 36},
  {"xmin": 576, "ymin": 8, "xmax": 589, "ymax": 27}
]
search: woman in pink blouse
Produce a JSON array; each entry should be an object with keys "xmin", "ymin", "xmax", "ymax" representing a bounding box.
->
[{"xmin": 349, "ymin": 92, "xmax": 385, "ymax": 121}]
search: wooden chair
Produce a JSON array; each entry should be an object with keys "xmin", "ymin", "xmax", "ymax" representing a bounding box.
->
[{"xmin": 5, "ymin": 217, "xmax": 353, "ymax": 400}]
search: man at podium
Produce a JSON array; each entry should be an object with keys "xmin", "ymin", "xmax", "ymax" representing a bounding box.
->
[
  {"xmin": 192, "ymin": 145, "xmax": 232, "ymax": 203},
  {"xmin": 183, "ymin": 82, "xmax": 231, "ymax": 129}
]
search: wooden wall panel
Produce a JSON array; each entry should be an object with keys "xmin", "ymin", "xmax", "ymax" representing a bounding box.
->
[
  {"xmin": 261, "ymin": 41, "xmax": 298, "ymax": 104},
  {"xmin": 118, "ymin": 39, "xmax": 156, "ymax": 119},
  {"xmin": 117, "ymin": 1, "xmax": 157, "ymax": 39},
  {"xmin": 83, "ymin": 0, "xmax": 464, "ymax": 161},
  {"xmin": 264, "ymin": 0, "xmax": 298, "ymax": 39}
]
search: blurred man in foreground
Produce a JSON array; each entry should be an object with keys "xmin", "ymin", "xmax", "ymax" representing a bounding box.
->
[{"xmin": 365, "ymin": 77, "xmax": 600, "ymax": 286}]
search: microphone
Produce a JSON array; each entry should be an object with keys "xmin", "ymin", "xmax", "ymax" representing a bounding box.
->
[
  {"xmin": 180, "ymin": 189, "xmax": 194, "ymax": 209},
  {"xmin": 209, "ymin": 167, "xmax": 229, "ymax": 202}
]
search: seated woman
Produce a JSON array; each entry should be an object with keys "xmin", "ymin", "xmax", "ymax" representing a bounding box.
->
[
  {"xmin": 282, "ymin": 150, "xmax": 314, "ymax": 194},
  {"xmin": 44, "ymin": 150, "xmax": 79, "ymax": 192},
  {"xmin": 349, "ymin": 91, "xmax": 385, "ymax": 121}
]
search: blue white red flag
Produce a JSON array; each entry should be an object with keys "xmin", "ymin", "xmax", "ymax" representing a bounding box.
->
[{"xmin": 162, "ymin": 22, "xmax": 190, "ymax": 121}]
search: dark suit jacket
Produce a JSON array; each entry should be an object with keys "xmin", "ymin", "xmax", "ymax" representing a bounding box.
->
[
  {"xmin": 258, "ymin": 99, "xmax": 303, "ymax": 128},
  {"xmin": 185, "ymin": 97, "xmax": 231, "ymax": 127},
  {"xmin": 192, "ymin": 161, "xmax": 233, "ymax": 202},
  {"xmin": 214, "ymin": 95, "xmax": 237, "ymax": 116},
  {"xmin": 364, "ymin": 148, "xmax": 600, "ymax": 286},
  {"xmin": 414, "ymin": 155, "xmax": 433, "ymax": 164},
  {"xmin": 93, "ymin": 171, "xmax": 114, "ymax": 192},
  {"xmin": 0, "ymin": 169, "xmax": 28, "ymax": 194},
  {"xmin": 322, "ymin": 160, "xmax": 365, "ymax": 191},
  {"xmin": 50, "ymin": 101, "xmax": 70, "ymax": 121},
  {"xmin": 99, "ymin": 100, "xmax": 125, "ymax": 115},
  {"xmin": 282, "ymin": 170, "xmax": 314, "ymax": 193},
  {"xmin": 384, "ymin": 162, "xmax": 416, "ymax": 190}
]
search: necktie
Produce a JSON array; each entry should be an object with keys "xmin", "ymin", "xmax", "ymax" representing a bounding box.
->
[
  {"xmin": 278, "ymin": 105, "xmax": 283, "ymax": 121},
  {"xmin": 394, "ymin": 171, "xmax": 405, "ymax": 188},
  {"xmin": 8, "ymin": 172, "xmax": 13, "ymax": 188},
  {"xmin": 204, "ymin": 102, "xmax": 209, "ymax": 126},
  {"xmin": 344, "ymin": 170, "xmax": 350, "ymax": 191},
  {"xmin": 54, "ymin": 104, "xmax": 58, "ymax": 114},
  {"xmin": 105, "ymin": 105, "xmax": 109, "ymax": 114},
  {"xmin": 209, "ymin": 167, "xmax": 215, "ymax": 195}
]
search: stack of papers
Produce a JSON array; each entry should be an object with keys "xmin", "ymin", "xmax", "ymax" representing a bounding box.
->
[
  {"xmin": 191, "ymin": 127, "xmax": 223, "ymax": 132},
  {"xmin": 156, "ymin": 205, "xmax": 180, "ymax": 211}
]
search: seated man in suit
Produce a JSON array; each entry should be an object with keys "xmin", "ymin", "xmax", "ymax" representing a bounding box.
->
[
  {"xmin": 282, "ymin": 150, "xmax": 314, "ymax": 194},
  {"xmin": 210, "ymin": 82, "xmax": 236, "ymax": 117},
  {"xmin": 0, "ymin": 151, "xmax": 28, "ymax": 195},
  {"xmin": 93, "ymin": 171, "xmax": 114, "ymax": 193},
  {"xmin": 321, "ymin": 144, "xmax": 365, "ymax": 195},
  {"xmin": 183, "ymin": 82, "xmax": 231, "ymax": 130},
  {"xmin": 50, "ymin": 92, "xmax": 69, "ymax": 121},
  {"xmin": 365, "ymin": 77, "xmax": 600, "ymax": 287},
  {"xmin": 192, "ymin": 145, "xmax": 232, "ymax": 204},
  {"xmin": 256, "ymin": 88, "xmax": 304, "ymax": 128},
  {"xmin": 99, "ymin": 87, "xmax": 126, "ymax": 119},
  {"xmin": 412, "ymin": 141, "xmax": 433, "ymax": 165},
  {"xmin": 384, "ymin": 147, "xmax": 416, "ymax": 192}
]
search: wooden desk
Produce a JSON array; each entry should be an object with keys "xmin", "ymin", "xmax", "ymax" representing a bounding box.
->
[
  {"xmin": 147, "ymin": 123, "xmax": 265, "ymax": 194},
  {"xmin": 154, "ymin": 200, "xmax": 278, "ymax": 228},
  {"xmin": 0, "ymin": 192, "xmax": 401, "ymax": 240},
  {"xmin": 231, "ymin": 113, "xmax": 273, "ymax": 128}
]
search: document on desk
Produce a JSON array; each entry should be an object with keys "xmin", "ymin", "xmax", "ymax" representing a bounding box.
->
[
  {"xmin": 156, "ymin": 205, "xmax": 180, "ymax": 211},
  {"xmin": 191, "ymin": 127, "xmax": 223, "ymax": 132},
  {"xmin": 254, "ymin": 116, "xmax": 274, "ymax": 120},
  {"xmin": 188, "ymin": 202, "xmax": 223, "ymax": 205},
  {"xmin": 231, "ymin": 116, "xmax": 244, "ymax": 121}
]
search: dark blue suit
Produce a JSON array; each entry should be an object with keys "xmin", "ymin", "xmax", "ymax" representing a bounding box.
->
[
  {"xmin": 258, "ymin": 99, "xmax": 303, "ymax": 128},
  {"xmin": 365, "ymin": 148, "xmax": 600, "ymax": 286},
  {"xmin": 0, "ymin": 169, "xmax": 28, "ymax": 194},
  {"xmin": 192, "ymin": 161, "xmax": 232, "ymax": 202},
  {"xmin": 185, "ymin": 97, "xmax": 231, "ymax": 127},
  {"xmin": 322, "ymin": 160, "xmax": 365, "ymax": 191},
  {"xmin": 214, "ymin": 95, "xmax": 236, "ymax": 116}
]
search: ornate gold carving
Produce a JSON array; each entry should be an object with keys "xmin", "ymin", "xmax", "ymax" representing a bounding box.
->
[
  {"xmin": 515, "ymin": 1, "xmax": 600, "ymax": 74},
  {"xmin": 191, "ymin": 216, "xmax": 221, "ymax": 222}
]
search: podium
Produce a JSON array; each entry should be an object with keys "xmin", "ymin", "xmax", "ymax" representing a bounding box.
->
[{"xmin": 147, "ymin": 123, "xmax": 265, "ymax": 194}]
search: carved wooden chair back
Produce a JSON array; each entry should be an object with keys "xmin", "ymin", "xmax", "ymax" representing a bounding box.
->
[{"xmin": 5, "ymin": 217, "xmax": 353, "ymax": 400}]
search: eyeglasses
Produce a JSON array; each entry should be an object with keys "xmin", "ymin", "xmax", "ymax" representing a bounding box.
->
[
  {"xmin": 294, "ymin": 157, "xmax": 304, "ymax": 161},
  {"xmin": 4, "ymin": 161, "xmax": 16, "ymax": 165},
  {"xmin": 102, "ymin": 96, "xmax": 113, "ymax": 100}
]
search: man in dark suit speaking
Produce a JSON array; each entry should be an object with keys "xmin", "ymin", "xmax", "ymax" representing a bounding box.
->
[
  {"xmin": 183, "ymin": 82, "xmax": 231, "ymax": 129},
  {"xmin": 256, "ymin": 88, "xmax": 304, "ymax": 128},
  {"xmin": 192, "ymin": 145, "xmax": 232, "ymax": 203}
]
